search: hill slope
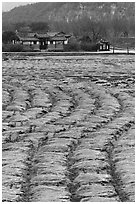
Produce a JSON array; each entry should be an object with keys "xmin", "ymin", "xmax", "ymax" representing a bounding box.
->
[{"xmin": 2, "ymin": 2, "xmax": 135, "ymax": 23}]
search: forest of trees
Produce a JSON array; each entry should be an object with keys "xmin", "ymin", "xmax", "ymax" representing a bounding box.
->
[
  {"xmin": 2, "ymin": 2, "xmax": 135, "ymax": 45},
  {"xmin": 2, "ymin": 2, "xmax": 135, "ymax": 51},
  {"xmin": 2, "ymin": 15, "xmax": 135, "ymax": 42}
]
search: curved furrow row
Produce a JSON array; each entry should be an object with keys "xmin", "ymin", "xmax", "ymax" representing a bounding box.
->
[
  {"xmin": 2, "ymin": 55, "xmax": 135, "ymax": 202},
  {"xmin": 3, "ymin": 77, "xmax": 134, "ymax": 202},
  {"xmin": 2, "ymin": 84, "xmax": 76, "ymax": 201},
  {"xmin": 19, "ymin": 81, "xmax": 98, "ymax": 202},
  {"xmin": 2, "ymin": 90, "xmax": 11, "ymax": 111},
  {"xmin": 16, "ymin": 79, "xmax": 108, "ymax": 202},
  {"xmin": 2, "ymin": 83, "xmax": 76, "ymax": 143},
  {"xmin": 60, "ymin": 82, "xmax": 123, "ymax": 202},
  {"xmin": 3, "ymin": 79, "xmax": 87, "ymax": 201},
  {"xmin": 112, "ymin": 125, "xmax": 135, "ymax": 201},
  {"xmin": 2, "ymin": 141, "xmax": 31, "ymax": 202},
  {"xmin": 66, "ymin": 81, "xmax": 135, "ymax": 202},
  {"xmin": 29, "ymin": 80, "xmax": 124, "ymax": 202}
]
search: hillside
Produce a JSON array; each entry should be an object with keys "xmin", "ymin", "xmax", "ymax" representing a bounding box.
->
[
  {"xmin": 2, "ymin": 2, "xmax": 135, "ymax": 45},
  {"xmin": 2, "ymin": 2, "xmax": 135, "ymax": 23}
]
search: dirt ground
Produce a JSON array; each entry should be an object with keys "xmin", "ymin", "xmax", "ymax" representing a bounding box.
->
[{"xmin": 2, "ymin": 54, "xmax": 135, "ymax": 202}]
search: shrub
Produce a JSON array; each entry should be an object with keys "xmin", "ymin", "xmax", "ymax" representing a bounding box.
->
[
  {"xmin": 64, "ymin": 42, "xmax": 80, "ymax": 52},
  {"xmin": 80, "ymin": 42, "xmax": 98, "ymax": 51},
  {"xmin": 114, "ymin": 37, "xmax": 135, "ymax": 49},
  {"xmin": 2, "ymin": 31, "xmax": 19, "ymax": 44},
  {"xmin": 2, "ymin": 44, "xmax": 24, "ymax": 52}
]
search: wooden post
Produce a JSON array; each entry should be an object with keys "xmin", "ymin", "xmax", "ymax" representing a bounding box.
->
[
  {"xmin": 127, "ymin": 47, "xmax": 129, "ymax": 54},
  {"xmin": 109, "ymin": 44, "xmax": 110, "ymax": 51},
  {"xmin": 113, "ymin": 47, "xmax": 115, "ymax": 54}
]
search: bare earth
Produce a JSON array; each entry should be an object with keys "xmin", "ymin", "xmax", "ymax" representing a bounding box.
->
[{"xmin": 2, "ymin": 54, "xmax": 135, "ymax": 202}]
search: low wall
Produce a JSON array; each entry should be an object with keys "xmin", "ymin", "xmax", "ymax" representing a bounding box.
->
[{"xmin": 3, "ymin": 50, "xmax": 135, "ymax": 58}]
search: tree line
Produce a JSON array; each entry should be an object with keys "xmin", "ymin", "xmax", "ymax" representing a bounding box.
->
[{"xmin": 2, "ymin": 15, "xmax": 135, "ymax": 44}]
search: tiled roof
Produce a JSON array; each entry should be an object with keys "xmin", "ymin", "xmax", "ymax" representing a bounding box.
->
[
  {"xmin": 27, "ymin": 33, "xmax": 37, "ymax": 37},
  {"xmin": 47, "ymin": 32, "xmax": 60, "ymax": 37},
  {"xmin": 51, "ymin": 36, "xmax": 67, "ymax": 41},
  {"xmin": 35, "ymin": 33, "xmax": 49, "ymax": 38},
  {"xmin": 16, "ymin": 33, "xmax": 26, "ymax": 38},
  {"xmin": 19, "ymin": 37, "xmax": 38, "ymax": 41},
  {"xmin": 17, "ymin": 32, "xmax": 38, "ymax": 39},
  {"xmin": 100, "ymin": 39, "xmax": 109, "ymax": 43},
  {"xmin": 16, "ymin": 31, "xmax": 71, "ymax": 41},
  {"xmin": 65, "ymin": 34, "xmax": 72, "ymax": 38}
]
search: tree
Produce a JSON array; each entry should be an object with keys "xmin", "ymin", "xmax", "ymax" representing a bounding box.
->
[
  {"xmin": 29, "ymin": 22, "xmax": 49, "ymax": 32},
  {"xmin": 2, "ymin": 31, "xmax": 19, "ymax": 44},
  {"xmin": 2, "ymin": 21, "xmax": 16, "ymax": 32},
  {"xmin": 14, "ymin": 22, "xmax": 28, "ymax": 31}
]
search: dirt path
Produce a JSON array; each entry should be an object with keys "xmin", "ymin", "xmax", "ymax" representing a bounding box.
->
[{"xmin": 2, "ymin": 55, "xmax": 135, "ymax": 202}]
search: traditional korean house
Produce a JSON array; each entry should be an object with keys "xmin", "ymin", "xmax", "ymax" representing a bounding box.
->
[
  {"xmin": 34, "ymin": 33, "xmax": 49, "ymax": 50},
  {"xmin": 97, "ymin": 39, "xmax": 110, "ymax": 51},
  {"xmin": 35, "ymin": 31, "xmax": 71, "ymax": 51},
  {"xmin": 14, "ymin": 31, "xmax": 71, "ymax": 51},
  {"xmin": 16, "ymin": 32, "xmax": 40, "ymax": 51},
  {"xmin": 48, "ymin": 34, "xmax": 68, "ymax": 51}
]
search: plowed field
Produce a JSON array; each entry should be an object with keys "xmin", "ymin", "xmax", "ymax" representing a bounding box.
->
[{"xmin": 2, "ymin": 54, "xmax": 135, "ymax": 202}]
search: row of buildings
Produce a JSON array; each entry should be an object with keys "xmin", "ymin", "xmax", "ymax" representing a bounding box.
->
[
  {"xmin": 12, "ymin": 31, "xmax": 110, "ymax": 52},
  {"xmin": 13, "ymin": 31, "xmax": 71, "ymax": 51}
]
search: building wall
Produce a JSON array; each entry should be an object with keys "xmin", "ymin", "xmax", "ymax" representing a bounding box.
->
[{"xmin": 99, "ymin": 43, "xmax": 110, "ymax": 51}]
